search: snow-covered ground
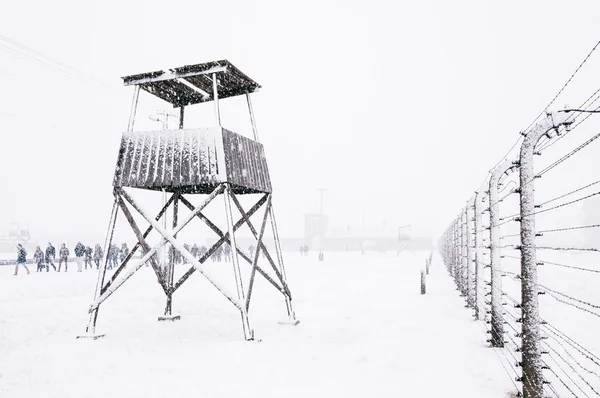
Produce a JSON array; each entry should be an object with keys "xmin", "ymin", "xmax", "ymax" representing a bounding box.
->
[{"xmin": 0, "ymin": 251, "xmax": 514, "ymax": 398}]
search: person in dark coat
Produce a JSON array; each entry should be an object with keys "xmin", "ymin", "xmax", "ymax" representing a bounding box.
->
[
  {"xmin": 93, "ymin": 244, "xmax": 103, "ymax": 269},
  {"xmin": 46, "ymin": 242, "xmax": 57, "ymax": 271},
  {"xmin": 34, "ymin": 246, "xmax": 45, "ymax": 272},
  {"xmin": 183, "ymin": 244, "xmax": 191, "ymax": 264},
  {"xmin": 120, "ymin": 243, "xmax": 129, "ymax": 263},
  {"xmin": 213, "ymin": 246, "xmax": 223, "ymax": 262},
  {"xmin": 110, "ymin": 244, "xmax": 119, "ymax": 269},
  {"xmin": 74, "ymin": 242, "xmax": 86, "ymax": 272},
  {"xmin": 84, "ymin": 246, "xmax": 93, "ymax": 270},
  {"xmin": 14, "ymin": 244, "xmax": 30, "ymax": 275},
  {"xmin": 191, "ymin": 244, "xmax": 199, "ymax": 260},
  {"xmin": 58, "ymin": 243, "xmax": 69, "ymax": 272},
  {"xmin": 223, "ymin": 243, "xmax": 231, "ymax": 262},
  {"xmin": 199, "ymin": 245, "xmax": 208, "ymax": 261}
]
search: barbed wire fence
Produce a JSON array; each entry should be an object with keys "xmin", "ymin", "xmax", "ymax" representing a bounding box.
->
[{"xmin": 439, "ymin": 39, "xmax": 600, "ymax": 398}]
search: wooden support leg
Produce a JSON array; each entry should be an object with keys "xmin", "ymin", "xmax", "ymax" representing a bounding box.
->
[
  {"xmin": 160, "ymin": 194, "xmax": 181, "ymax": 322},
  {"xmin": 229, "ymin": 193, "xmax": 293, "ymax": 300},
  {"xmin": 268, "ymin": 202, "xmax": 298, "ymax": 324},
  {"xmin": 77, "ymin": 198, "xmax": 118, "ymax": 340},
  {"xmin": 116, "ymin": 196, "xmax": 169, "ymax": 294},
  {"xmin": 101, "ymin": 193, "xmax": 175, "ymax": 295},
  {"xmin": 179, "ymin": 194, "xmax": 286, "ymax": 297},
  {"xmin": 173, "ymin": 194, "xmax": 268, "ymax": 292},
  {"xmin": 224, "ymin": 185, "xmax": 253, "ymax": 341},
  {"xmin": 245, "ymin": 195, "xmax": 272, "ymax": 312}
]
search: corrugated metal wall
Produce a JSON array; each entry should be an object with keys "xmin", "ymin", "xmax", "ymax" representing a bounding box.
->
[
  {"xmin": 113, "ymin": 127, "xmax": 271, "ymax": 194},
  {"xmin": 222, "ymin": 128, "xmax": 272, "ymax": 194}
]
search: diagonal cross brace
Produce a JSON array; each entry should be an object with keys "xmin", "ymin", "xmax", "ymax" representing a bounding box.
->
[
  {"xmin": 229, "ymin": 192, "xmax": 292, "ymax": 298},
  {"xmin": 176, "ymin": 195, "xmax": 287, "ymax": 297},
  {"xmin": 117, "ymin": 187, "xmax": 244, "ymax": 310},
  {"xmin": 89, "ymin": 185, "xmax": 229, "ymax": 311},
  {"xmin": 245, "ymin": 195, "xmax": 272, "ymax": 311},
  {"xmin": 116, "ymin": 195, "xmax": 169, "ymax": 294},
  {"xmin": 172, "ymin": 194, "xmax": 269, "ymax": 292},
  {"xmin": 101, "ymin": 192, "xmax": 175, "ymax": 295}
]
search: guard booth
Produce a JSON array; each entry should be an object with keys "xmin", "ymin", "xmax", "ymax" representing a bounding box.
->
[{"xmin": 79, "ymin": 60, "xmax": 298, "ymax": 341}]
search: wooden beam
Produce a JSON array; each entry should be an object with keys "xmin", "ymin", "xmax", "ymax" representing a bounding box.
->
[
  {"xmin": 229, "ymin": 192, "xmax": 292, "ymax": 298},
  {"xmin": 116, "ymin": 196, "xmax": 169, "ymax": 294},
  {"xmin": 246, "ymin": 196, "xmax": 272, "ymax": 312},
  {"xmin": 123, "ymin": 66, "xmax": 227, "ymax": 86},
  {"xmin": 172, "ymin": 194, "xmax": 270, "ymax": 292},
  {"xmin": 101, "ymin": 192, "xmax": 175, "ymax": 295}
]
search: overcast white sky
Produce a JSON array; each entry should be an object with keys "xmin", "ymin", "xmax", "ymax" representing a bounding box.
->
[{"xmin": 1, "ymin": 0, "xmax": 599, "ymax": 246}]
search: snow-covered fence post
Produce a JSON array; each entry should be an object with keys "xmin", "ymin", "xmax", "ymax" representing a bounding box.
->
[
  {"xmin": 426, "ymin": 258, "xmax": 430, "ymax": 275},
  {"xmin": 454, "ymin": 217, "xmax": 461, "ymax": 292},
  {"xmin": 421, "ymin": 269, "xmax": 426, "ymax": 295},
  {"xmin": 461, "ymin": 208, "xmax": 468, "ymax": 299},
  {"xmin": 455, "ymin": 216, "xmax": 461, "ymax": 292},
  {"xmin": 519, "ymin": 113, "xmax": 571, "ymax": 398},
  {"xmin": 489, "ymin": 160, "xmax": 515, "ymax": 347},
  {"xmin": 466, "ymin": 198, "xmax": 475, "ymax": 310},
  {"xmin": 473, "ymin": 189, "xmax": 486, "ymax": 321}
]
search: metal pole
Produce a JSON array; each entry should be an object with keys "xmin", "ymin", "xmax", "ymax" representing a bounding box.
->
[
  {"xmin": 212, "ymin": 73, "xmax": 221, "ymax": 126},
  {"xmin": 179, "ymin": 106, "xmax": 185, "ymax": 129},
  {"xmin": 361, "ymin": 209, "xmax": 365, "ymax": 255},
  {"xmin": 127, "ymin": 86, "xmax": 141, "ymax": 132},
  {"xmin": 318, "ymin": 188, "xmax": 325, "ymax": 261}
]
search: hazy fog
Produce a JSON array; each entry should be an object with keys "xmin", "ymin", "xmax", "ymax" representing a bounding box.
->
[{"xmin": 1, "ymin": 0, "xmax": 599, "ymax": 246}]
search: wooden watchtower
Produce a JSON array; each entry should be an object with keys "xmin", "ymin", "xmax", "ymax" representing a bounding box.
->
[{"xmin": 79, "ymin": 60, "xmax": 298, "ymax": 341}]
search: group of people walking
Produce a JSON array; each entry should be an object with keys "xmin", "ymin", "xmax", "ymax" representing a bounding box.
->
[
  {"xmin": 13, "ymin": 241, "xmax": 262, "ymax": 276},
  {"xmin": 13, "ymin": 242, "xmax": 130, "ymax": 276}
]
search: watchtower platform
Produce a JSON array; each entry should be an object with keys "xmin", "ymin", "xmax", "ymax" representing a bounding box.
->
[{"xmin": 78, "ymin": 60, "xmax": 297, "ymax": 341}]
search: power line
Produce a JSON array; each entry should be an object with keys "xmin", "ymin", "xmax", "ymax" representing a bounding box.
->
[
  {"xmin": 522, "ymin": 39, "xmax": 600, "ymax": 135},
  {"xmin": 0, "ymin": 34, "xmax": 117, "ymax": 90}
]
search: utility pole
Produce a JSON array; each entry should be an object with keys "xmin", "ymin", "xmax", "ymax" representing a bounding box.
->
[
  {"xmin": 149, "ymin": 110, "xmax": 177, "ymax": 269},
  {"xmin": 317, "ymin": 188, "xmax": 326, "ymax": 261},
  {"xmin": 361, "ymin": 209, "xmax": 365, "ymax": 255},
  {"xmin": 152, "ymin": 110, "xmax": 178, "ymax": 129}
]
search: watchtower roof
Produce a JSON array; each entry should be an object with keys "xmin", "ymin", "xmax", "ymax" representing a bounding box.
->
[{"xmin": 121, "ymin": 60, "xmax": 261, "ymax": 108}]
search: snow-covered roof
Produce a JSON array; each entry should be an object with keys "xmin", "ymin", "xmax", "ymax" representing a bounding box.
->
[{"xmin": 121, "ymin": 60, "xmax": 261, "ymax": 107}]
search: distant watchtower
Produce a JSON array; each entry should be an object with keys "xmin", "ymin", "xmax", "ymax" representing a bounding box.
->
[{"xmin": 79, "ymin": 60, "xmax": 298, "ymax": 341}]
